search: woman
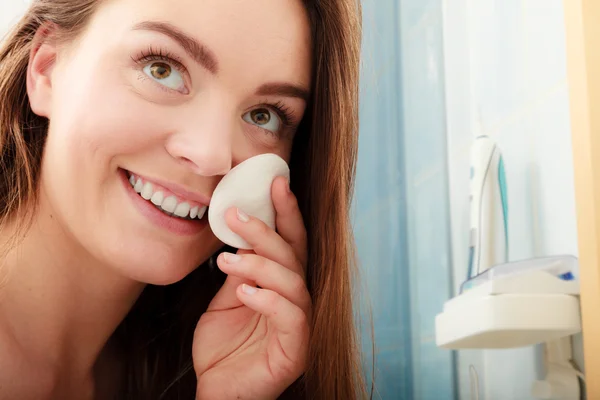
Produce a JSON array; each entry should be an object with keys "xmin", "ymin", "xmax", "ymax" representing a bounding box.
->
[{"xmin": 0, "ymin": 0, "xmax": 365, "ymax": 398}]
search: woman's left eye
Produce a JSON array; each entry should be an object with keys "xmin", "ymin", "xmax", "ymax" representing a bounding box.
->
[
  {"xmin": 242, "ymin": 108, "xmax": 281, "ymax": 133},
  {"xmin": 143, "ymin": 61, "xmax": 185, "ymax": 92}
]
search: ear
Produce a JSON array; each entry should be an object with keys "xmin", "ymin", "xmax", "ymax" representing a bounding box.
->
[{"xmin": 26, "ymin": 25, "xmax": 59, "ymax": 118}]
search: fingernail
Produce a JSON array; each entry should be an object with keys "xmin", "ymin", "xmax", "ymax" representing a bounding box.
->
[
  {"xmin": 237, "ymin": 208, "xmax": 250, "ymax": 222},
  {"xmin": 285, "ymin": 178, "xmax": 291, "ymax": 193},
  {"xmin": 242, "ymin": 284, "xmax": 258, "ymax": 295},
  {"xmin": 223, "ymin": 252, "xmax": 241, "ymax": 263}
]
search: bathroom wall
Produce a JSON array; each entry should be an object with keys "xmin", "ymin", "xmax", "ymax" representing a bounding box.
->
[
  {"xmin": 356, "ymin": 0, "xmax": 467, "ymax": 398},
  {"xmin": 354, "ymin": 1, "xmax": 414, "ymax": 398},
  {"xmin": 397, "ymin": 0, "xmax": 457, "ymax": 399},
  {"xmin": 441, "ymin": 0, "xmax": 583, "ymax": 399},
  {"xmin": 355, "ymin": 0, "xmax": 460, "ymax": 398},
  {"xmin": 355, "ymin": 0, "xmax": 459, "ymax": 397}
]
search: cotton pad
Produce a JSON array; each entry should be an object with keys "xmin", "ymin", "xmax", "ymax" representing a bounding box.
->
[{"xmin": 208, "ymin": 153, "xmax": 290, "ymax": 249}]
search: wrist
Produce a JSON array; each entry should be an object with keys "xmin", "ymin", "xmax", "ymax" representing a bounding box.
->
[{"xmin": 196, "ymin": 381, "xmax": 280, "ymax": 400}]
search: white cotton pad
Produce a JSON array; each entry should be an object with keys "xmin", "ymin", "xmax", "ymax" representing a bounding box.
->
[{"xmin": 208, "ymin": 153, "xmax": 290, "ymax": 249}]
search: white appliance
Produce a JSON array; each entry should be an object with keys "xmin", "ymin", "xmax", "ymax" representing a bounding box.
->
[{"xmin": 468, "ymin": 135, "xmax": 508, "ymax": 280}]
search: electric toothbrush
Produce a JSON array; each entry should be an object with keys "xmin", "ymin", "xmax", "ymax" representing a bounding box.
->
[{"xmin": 467, "ymin": 135, "xmax": 508, "ymax": 280}]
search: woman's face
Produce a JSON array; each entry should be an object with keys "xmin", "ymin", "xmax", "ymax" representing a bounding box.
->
[{"xmin": 29, "ymin": 0, "xmax": 312, "ymax": 284}]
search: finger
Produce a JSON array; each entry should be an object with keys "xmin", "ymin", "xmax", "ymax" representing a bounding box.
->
[
  {"xmin": 271, "ymin": 176, "xmax": 308, "ymax": 268},
  {"xmin": 206, "ymin": 249, "xmax": 256, "ymax": 312},
  {"xmin": 237, "ymin": 284, "xmax": 309, "ymax": 371},
  {"xmin": 225, "ymin": 208, "xmax": 303, "ymax": 278},
  {"xmin": 217, "ymin": 252, "xmax": 311, "ymax": 316}
]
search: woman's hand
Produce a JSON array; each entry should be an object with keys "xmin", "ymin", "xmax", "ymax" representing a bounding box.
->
[{"xmin": 193, "ymin": 176, "xmax": 311, "ymax": 400}]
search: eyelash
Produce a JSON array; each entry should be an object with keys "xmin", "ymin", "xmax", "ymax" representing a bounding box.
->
[
  {"xmin": 131, "ymin": 46, "xmax": 187, "ymax": 74},
  {"xmin": 131, "ymin": 47, "xmax": 297, "ymax": 133},
  {"xmin": 259, "ymin": 100, "xmax": 295, "ymax": 130}
]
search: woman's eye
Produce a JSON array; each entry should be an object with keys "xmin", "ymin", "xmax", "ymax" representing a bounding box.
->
[
  {"xmin": 143, "ymin": 62, "xmax": 185, "ymax": 91},
  {"xmin": 243, "ymin": 108, "xmax": 281, "ymax": 133}
]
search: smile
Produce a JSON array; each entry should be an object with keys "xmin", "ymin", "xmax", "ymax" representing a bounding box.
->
[{"xmin": 126, "ymin": 172, "xmax": 208, "ymax": 221}]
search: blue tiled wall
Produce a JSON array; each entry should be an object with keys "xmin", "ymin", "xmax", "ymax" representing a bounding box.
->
[
  {"xmin": 398, "ymin": 1, "xmax": 456, "ymax": 398},
  {"xmin": 405, "ymin": 171, "xmax": 455, "ymax": 400},
  {"xmin": 354, "ymin": 1, "xmax": 412, "ymax": 398},
  {"xmin": 354, "ymin": 0, "xmax": 456, "ymax": 399}
]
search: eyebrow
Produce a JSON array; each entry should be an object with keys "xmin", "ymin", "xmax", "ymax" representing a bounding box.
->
[
  {"xmin": 132, "ymin": 21, "xmax": 219, "ymax": 74},
  {"xmin": 256, "ymin": 83, "xmax": 311, "ymax": 102}
]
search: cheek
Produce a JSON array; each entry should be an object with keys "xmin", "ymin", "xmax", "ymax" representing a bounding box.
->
[
  {"xmin": 49, "ymin": 72, "xmax": 170, "ymax": 166},
  {"xmin": 233, "ymin": 130, "xmax": 296, "ymax": 166}
]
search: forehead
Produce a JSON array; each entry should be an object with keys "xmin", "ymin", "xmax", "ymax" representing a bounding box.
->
[{"xmin": 90, "ymin": 0, "xmax": 312, "ymax": 87}]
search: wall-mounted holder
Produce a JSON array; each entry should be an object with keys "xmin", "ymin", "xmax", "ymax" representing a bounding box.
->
[
  {"xmin": 435, "ymin": 255, "xmax": 583, "ymax": 400},
  {"xmin": 435, "ymin": 255, "xmax": 580, "ymax": 349}
]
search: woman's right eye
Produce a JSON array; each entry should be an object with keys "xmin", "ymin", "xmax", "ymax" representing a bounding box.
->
[{"xmin": 143, "ymin": 61, "xmax": 186, "ymax": 92}]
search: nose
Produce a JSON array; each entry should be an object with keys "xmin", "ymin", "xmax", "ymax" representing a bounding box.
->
[{"xmin": 165, "ymin": 105, "xmax": 234, "ymax": 177}]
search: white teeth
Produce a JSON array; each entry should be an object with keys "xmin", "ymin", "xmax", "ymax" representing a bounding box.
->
[
  {"xmin": 174, "ymin": 202, "xmax": 191, "ymax": 218},
  {"xmin": 150, "ymin": 191, "xmax": 164, "ymax": 206},
  {"xmin": 134, "ymin": 178, "xmax": 143, "ymax": 193},
  {"xmin": 127, "ymin": 172, "xmax": 207, "ymax": 220},
  {"xmin": 161, "ymin": 196, "xmax": 178, "ymax": 213},
  {"xmin": 141, "ymin": 182, "xmax": 153, "ymax": 200}
]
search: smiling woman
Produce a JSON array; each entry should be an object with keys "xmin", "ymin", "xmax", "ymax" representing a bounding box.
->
[{"xmin": 0, "ymin": 0, "xmax": 365, "ymax": 399}]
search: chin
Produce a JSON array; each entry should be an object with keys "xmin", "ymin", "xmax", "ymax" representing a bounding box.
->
[
  {"xmin": 107, "ymin": 240, "xmax": 214, "ymax": 286},
  {"xmin": 115, "ymin": 248, "xmax": 208, "ymax": 286}
]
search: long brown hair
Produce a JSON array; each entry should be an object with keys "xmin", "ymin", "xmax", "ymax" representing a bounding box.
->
[{"xmin": 0, "ymin": 0, "xmax": 367, "ymax": 398}]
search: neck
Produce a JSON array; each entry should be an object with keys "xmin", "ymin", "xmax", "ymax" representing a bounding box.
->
[{"xmin": 0, "ymin": 205, "xmax": 144, "ymax": 387}]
